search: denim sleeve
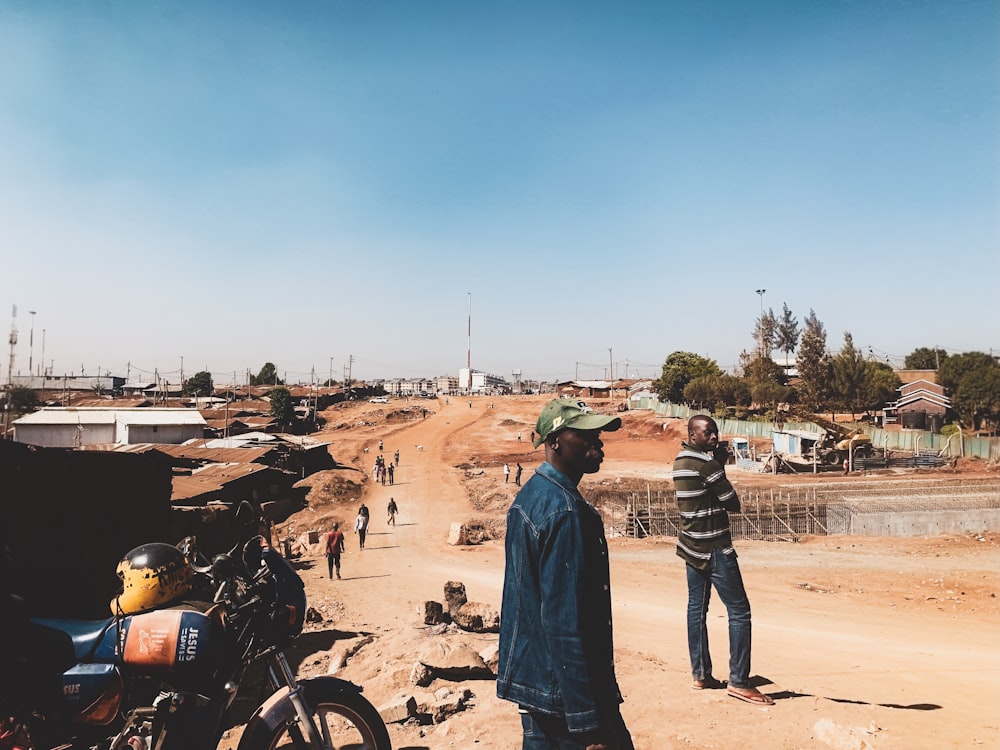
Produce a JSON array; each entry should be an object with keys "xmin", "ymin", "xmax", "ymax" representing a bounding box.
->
[{"xmin": 537, "ymin": 509, "xmax": 600, "ymax": 733}]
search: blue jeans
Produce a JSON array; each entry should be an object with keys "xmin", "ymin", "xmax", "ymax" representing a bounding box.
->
[
  {"xmin": 520, "ymin": 709, "xmax": 634, "ymax": 750},
  {"xmin": 686, "ymin": 548, "xmax": 752, "ymax": 688}
]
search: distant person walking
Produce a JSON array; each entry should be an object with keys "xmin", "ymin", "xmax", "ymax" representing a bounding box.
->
[
  {"xmin": 388, "ymin": 463, "xmax": 394, "ymax": 485},
  {"xmin": 354, "ymin": 508, "xmax": 369, "ymax": 550},
  {"xmin": 387, "ymin": 497, "xmax": 398, "ymax": 526},
  {"xmin": 503, "ymin": 463, "xmax": 510, "ymax": 483},
  {"xmin": 394, "ymin": 449, "xmax": 400, "ymax": 465},
  {"xmin": 324, "ymin": 522, "xmax": 345, "ymax": 579},
  {"xmin": 514, "ymin": 463, "xmax": 523, "ymax": 486}
]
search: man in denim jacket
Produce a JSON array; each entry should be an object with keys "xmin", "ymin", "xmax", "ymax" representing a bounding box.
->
[{"xmin": 498, "ymin": 399, "xmax": 634, "ymax": 750}]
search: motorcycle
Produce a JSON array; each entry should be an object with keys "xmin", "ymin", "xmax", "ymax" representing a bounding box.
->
[{"xmin": 0, "ymin": 535, "xmax": 391, "ymax": 750}]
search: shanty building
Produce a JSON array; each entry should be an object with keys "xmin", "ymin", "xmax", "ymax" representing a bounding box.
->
[{"xmin": 12, "ymin": 407, "xmax": 206, "ymax": 448}]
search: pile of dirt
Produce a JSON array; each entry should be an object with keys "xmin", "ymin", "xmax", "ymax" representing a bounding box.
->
[{"xmin": 294, "ymin": 470, "xmax": 364, "ymax": 505}]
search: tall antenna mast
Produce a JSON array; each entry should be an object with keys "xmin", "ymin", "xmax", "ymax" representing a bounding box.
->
[
  {"xmin": 7, "ymin": 305, "xmax": 18, "ymax": 387},
  {"xmin": 467, "ymin": 292, "xmax": 472, "ymax": 390}
]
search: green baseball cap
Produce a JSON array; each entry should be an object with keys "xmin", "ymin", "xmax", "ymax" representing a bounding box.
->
[{"xmin": 533, "ymin": 398, "xmax": 622, "ymax": 448}]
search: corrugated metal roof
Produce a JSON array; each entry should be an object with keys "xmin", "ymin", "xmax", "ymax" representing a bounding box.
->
[
  {"xmin": 170, "ymin": 463, "xmax": 271, "ymax": 501},
  {"xmin": 14, "ymin": 407, "xmax": 206, "ymax": 427},
  {"xmin": 15, "ymin": 409, "xmax": 117, "ymax": 425},
  {"xmin": 157, "ymin": 444, "xmax": 273, "ymax": 464},
  {"xmin": 120, "ymin": 410, "xmax": 206, "ymax": 426}
]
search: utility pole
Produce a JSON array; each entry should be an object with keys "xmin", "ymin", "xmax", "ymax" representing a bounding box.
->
[
  {"xmin": 41, "ymin": 330, "xmax": 46, "ymax": 378},
  {"xmin": 329, "ymin": 356, "xmax": 333, "ymax": 387},
  {"xmin": 28, "ymin": 310, "xmax": 36, "ymax": 377},
  {"xmin": 609, "ymin": 347, "xmax": 613, "ymax": 397},
  {"xmin": 7, "ymin": 305, "xmax": 17, "ymax": 387}
]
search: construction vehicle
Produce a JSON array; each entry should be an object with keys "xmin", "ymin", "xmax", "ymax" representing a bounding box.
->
[{"xmin": 784, "ymin": 407, "xmax": 874, "ymax": 466}]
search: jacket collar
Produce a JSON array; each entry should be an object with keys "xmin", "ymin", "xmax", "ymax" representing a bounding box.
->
[{"xmin": 536, "ymin": 461, "xmax": 582, "ymax": 495}]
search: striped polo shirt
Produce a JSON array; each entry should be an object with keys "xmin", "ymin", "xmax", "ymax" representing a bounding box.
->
[{"xmin": 671, "ymin": 441, "xmax": 742, "ymax": 569}]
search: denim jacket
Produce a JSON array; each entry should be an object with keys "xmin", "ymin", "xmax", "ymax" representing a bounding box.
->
[{"xmin": 497, "ymin": 462, "xmax": 622, "ymax": 733}]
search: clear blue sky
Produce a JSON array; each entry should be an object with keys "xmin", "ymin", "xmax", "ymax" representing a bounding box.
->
[{"xmin": 2, "ymin": 1, "xmax": 997, "ymax": 385}]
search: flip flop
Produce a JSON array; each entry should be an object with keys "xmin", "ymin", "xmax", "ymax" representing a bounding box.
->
[
  {"xmin": 727, "ymin": 688, "xmax": 774, "ymax": 705},
  {"xmin": 691, "ymin": 677, "xmax": 725, "ymax": 690}
]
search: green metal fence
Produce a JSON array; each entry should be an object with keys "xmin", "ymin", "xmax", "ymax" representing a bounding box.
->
[{"xmin": 634, "ymin": 398, "xmax": 1000, "ymax": 462}]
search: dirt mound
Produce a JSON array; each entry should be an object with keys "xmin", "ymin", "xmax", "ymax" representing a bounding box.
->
[{"xmin": 294, "ymin": 470, "xmax": 364, "ymax": 506}]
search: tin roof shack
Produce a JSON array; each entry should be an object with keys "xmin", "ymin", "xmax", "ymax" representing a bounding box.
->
[
  {"xmin": 170, "ymin": 462, "xmax": 304, "ymax": 528},
  {"xmin": 190, "ymin": 433, "xmax": 336, "ymax": 476},
  {"xmin": 12, "ymin": 407, "xmax": 206, "ymax": 447},
  {"xmin": 0, "ymin": 441, "xmax": 172, "ymax": 619},
  {"xmin": 771, "ymin": 428, "xmax": 826, "ymax": 472}
]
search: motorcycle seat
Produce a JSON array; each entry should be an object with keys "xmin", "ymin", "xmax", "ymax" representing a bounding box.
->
[{"xmin": 31, "ymin": 617, "xmax": 117, "ymax": 664}]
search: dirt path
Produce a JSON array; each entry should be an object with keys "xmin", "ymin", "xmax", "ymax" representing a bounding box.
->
[{"xmin": 288, "ymin": 396, "xmax": 1000, "ymax": 750}]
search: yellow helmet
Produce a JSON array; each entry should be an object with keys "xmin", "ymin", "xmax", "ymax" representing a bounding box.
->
[{"xmin": 111, "ymin": 543, "xmax": 193, "ymax": 615}]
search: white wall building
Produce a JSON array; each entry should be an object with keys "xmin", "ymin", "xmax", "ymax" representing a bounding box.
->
[
  {"xmin": 13, "ymin": 408, "xmax": 207, "ymax": 448},
  {"xmin": 458, "ymin": 368, "xmax": 510, "ymax": 394}
]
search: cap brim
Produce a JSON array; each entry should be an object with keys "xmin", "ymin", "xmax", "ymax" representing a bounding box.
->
[{"xmin": 568, "ymin": 414, "xmax": 622, "ymax": 433}]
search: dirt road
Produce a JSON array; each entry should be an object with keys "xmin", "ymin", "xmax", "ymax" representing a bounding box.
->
[{"xmin": 286, "ymin": 396, "xmax": 999, "ymax": 749}]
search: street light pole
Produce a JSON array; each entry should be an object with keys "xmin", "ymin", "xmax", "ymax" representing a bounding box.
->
[{"xmin": 755, "ymin": 289, "xmax": 766, "ymax": 356}]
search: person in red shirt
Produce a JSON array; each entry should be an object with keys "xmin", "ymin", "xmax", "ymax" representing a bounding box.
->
[{"xmin": 324, "ymin": 523, "xmax": 345, "ymax": 579}]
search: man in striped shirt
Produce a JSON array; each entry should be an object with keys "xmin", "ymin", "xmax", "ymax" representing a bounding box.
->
[{"xmin": 672, "ymin": 415, "xmax": 774, "ymax": 706}]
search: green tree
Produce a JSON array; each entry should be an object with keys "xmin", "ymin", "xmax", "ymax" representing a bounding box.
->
[
  {"xmin": 751, "ymin": 381, "xmax": 791, "ymax": 416},
  {"xmin": 252, "ymin": 362, "xmax": 284, "ymax": 386},
  {"xmin": 184, "ymin": 370, "xmax": 214, "ymax": 397},
  {"xmin": 862, "ymin": 361, "xmax": 902, "ymax": 416},
  {"xmin": 830, "ymin": 332, "xmax": 869, "ymax": 418},
  {"xmin": 684, "ymin": 374, "xmax": 752, "ymax": 412},
  {"xmin": 904, "ymin": 347, "xmax": 948, "ymax": 370},
  {"xmin": 938, "ymin": 352, "xmax": 1000, "ymax": 429},
  {"xmin": 683, "ymin": 376, "xmax": 717, "ymax": 410},
  {"xmin": 937, "ymin": 351, "xmax": 996, "ymax": 395},
  {"xmin": 5, "ymin": 385, "xmax": 39, "ymax": 414},
  {"xmin": 743, "ymin": 354, "xmax": 786, "ymax": 387},
  {"xmin": 795, "ymin": 309, "xmax": 830, "ymax": 412},
  {"xmin": 268, "ymin": 386, "xmax": 293, "ymax": 424},
  {"xmin": 774, "ymin": 303, "xmax": 800, "ymax": 370},
  {"xmin": 953, "ymin": 367, "xmax": 1000, "ymax": 431},
  {"xmin": 752, "ymin": 308, "xmax": 777, "ymax": 357},
  {"xmin": 652, "ymin": 352, "xmax": 723, "ymax": 403}
]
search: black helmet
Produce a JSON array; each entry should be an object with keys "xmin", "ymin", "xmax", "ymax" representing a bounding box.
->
[{"xmin": 111, "ymin": 543, "xmax": 193, "ymax": 615}]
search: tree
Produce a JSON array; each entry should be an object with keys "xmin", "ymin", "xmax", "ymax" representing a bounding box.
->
[
  {"xmin": 830, "ymin": 332, "xmax": 869, "ymax": 418},
  {"xmin": 184, "ymin": 370, "xmax": 214, "ymax": 397},
  {"xmin": 682, "ymin": 374, "xmax": 750, "ymax": 411},
  {"xmin": 937, "ymin": 352, "xmax": 1000, "ymax": 430},
  {"xmin": 937, "ymin": 351, "xmax": 996, "ymax": 395},
  {"xmin": 774, "ymin": 303, "xmax": 800, "ymax": 370},
  {"xmin": 5, "ymin": 385, "xmax": 39, "ymax": 414},
  {"xmin": 862, "ymin": 361, "xmax": 902, "ymax": 417},
  {"xmin": 742, "ymin": 354, "xmax": 786, "ymax": 387},
  {"xmin": 795, "ymin": 309, "xmax": 830, "ymax": 412},
  {"xmin": 904, "ymin": 347, "xmax": 948, "ymax": 370},
  {"xmin": 251, "ymin": 362, "xmax": 284, "ymax": 386},
  {"xmin": 268, "ymin": 386, "xmax": 293, "ymax": 424},
  {"xmin": 652, "ymin": 352, "xmax": 723, "ymax": 403},
  {"xmin": 750, "ymin": 381, "xmax": 791, "ymax": 416},
  {"xmin": 953, "ymin": 367, "xmax": 1000, "ymax": 431},
  {"xmin": 752, "ymin": 308, "xmax": 777, "ymax": 358}
]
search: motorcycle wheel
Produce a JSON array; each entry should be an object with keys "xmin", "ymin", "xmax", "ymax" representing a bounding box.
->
[{"xmin": 237, "ymin": 678, "xmax": 391, "ymax": 750}]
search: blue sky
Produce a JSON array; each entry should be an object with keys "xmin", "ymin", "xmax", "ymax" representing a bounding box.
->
[{"xmin": 2, "ymin": 1, "xmax": 997, "ymax": 386}]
